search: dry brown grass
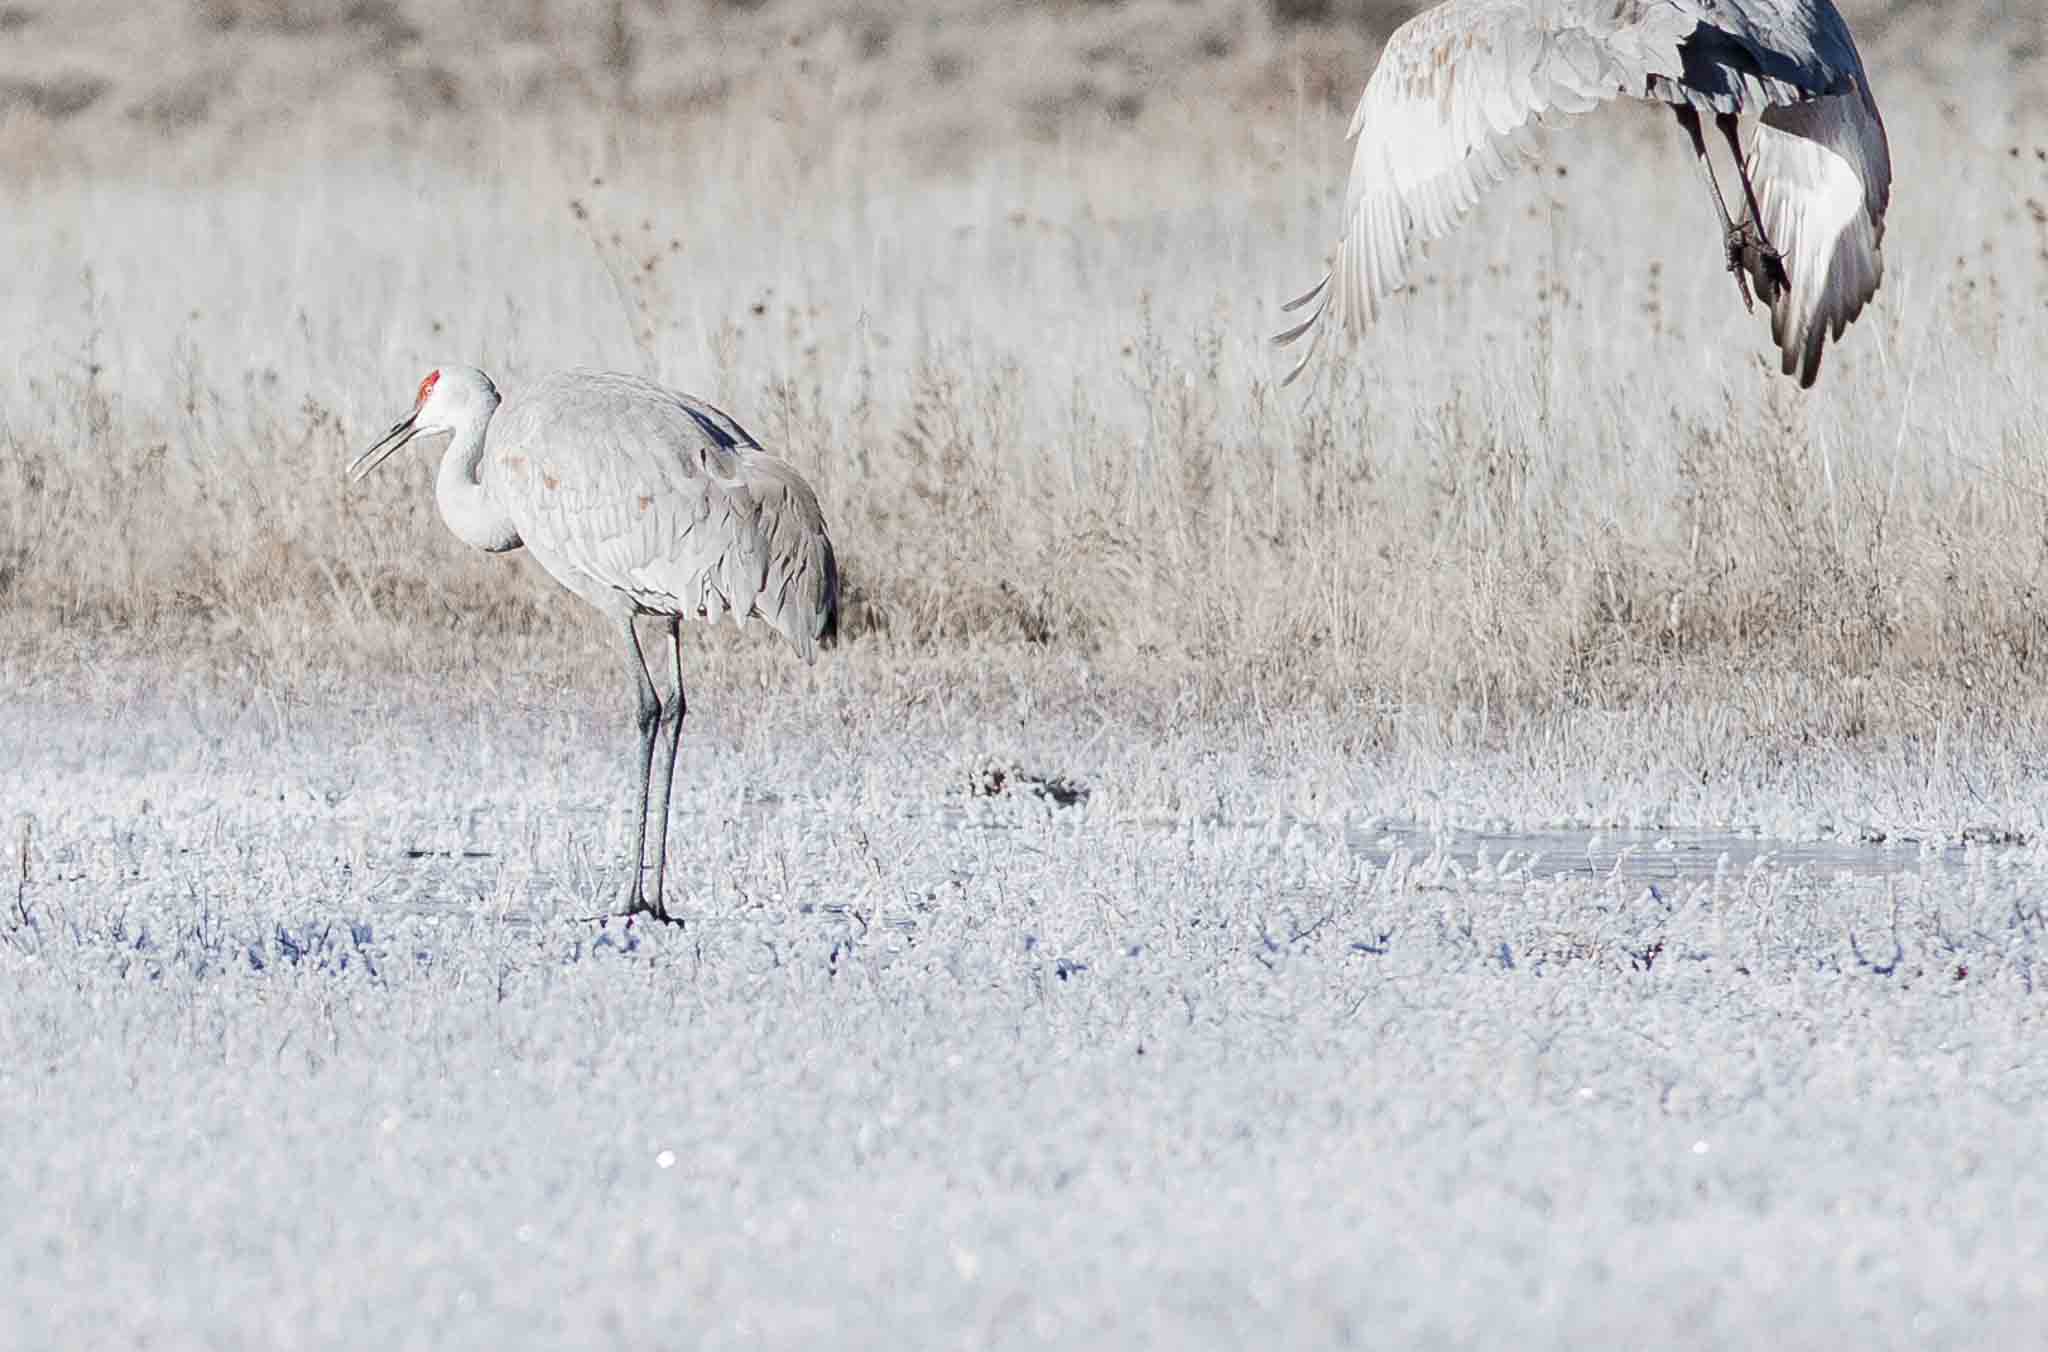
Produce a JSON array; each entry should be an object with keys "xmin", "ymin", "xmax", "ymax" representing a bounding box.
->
[{"xmin": 2, "ymin": 0, "xmax": 2046, "ymax": 737}]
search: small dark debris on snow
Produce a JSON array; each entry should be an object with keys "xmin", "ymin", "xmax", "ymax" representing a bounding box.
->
[{"xmin": 968, "ymin": 761, "xmax": 1089, "ymax": 807}]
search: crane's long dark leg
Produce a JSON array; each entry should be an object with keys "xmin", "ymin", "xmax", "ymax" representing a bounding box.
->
[
  {"xmin": 1717, "ymin": 112, "xmax": 1789, "ymax": 306},
  {"xmin": 1674, "ymin": 105, "xmax": 1755, "ymax": 312},
  {"xmin": 642, "ymin": 617, "xmax": 687, "ymax": 925},
  {"xmin": 614, "ymin": 615, "xmax": 662, "ymax": 919}
]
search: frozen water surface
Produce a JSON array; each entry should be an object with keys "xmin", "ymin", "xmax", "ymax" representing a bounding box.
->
[
  {"xmin": 3, "ymin": 671, "xmax": 2046, "ymax": 1347},
  {"xmin": 182, "ymin": 821, "xmax": 2015, "ymax": 921}
]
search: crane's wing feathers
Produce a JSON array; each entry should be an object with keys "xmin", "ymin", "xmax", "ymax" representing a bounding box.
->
[
  {"xmin": 674, "ymin": 398, "xmax": 751, "ymax": 453},
  {"xmin": 1280, "ymin": 0, "xmax": 1885, "ymax": 386},
  {"xmin": 1654, "ymin": 0, "xmax": 1859, "ymax": 113},
  {"xmin": 1277, "ymin": 0, "xmax": 1695, "ymax": 382},
  {"xmin": 1743, "ymin": 79, "xmax": 1890, "ymax": 386},
  {"xmin": 494, "ymin": 371, "xmax": 838, "ymax": 660}
]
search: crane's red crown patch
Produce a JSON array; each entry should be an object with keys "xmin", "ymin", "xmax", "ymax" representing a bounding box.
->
[{"xmin": 414, "ymin": 370, "xmax": 440, "ymax": 409}]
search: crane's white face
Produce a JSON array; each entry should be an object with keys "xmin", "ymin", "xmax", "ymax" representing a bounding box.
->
[{"xmin": 347, "ymin": 368, "xmax": 497, "ymax": 482}]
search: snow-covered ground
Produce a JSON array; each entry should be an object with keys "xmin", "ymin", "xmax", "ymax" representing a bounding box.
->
[{"xmin": 4, "ymin": 657, "xmax": 2044, "ymax": 1346}]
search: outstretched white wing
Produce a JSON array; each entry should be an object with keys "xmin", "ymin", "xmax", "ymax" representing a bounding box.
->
[
  {"xmin": 1745, "ymin": 79, "xmax": 1890, "ymax": 386},
  {"xmin": 1277, "ymin": 0, "xmax": 1694, "ymax": 381}
]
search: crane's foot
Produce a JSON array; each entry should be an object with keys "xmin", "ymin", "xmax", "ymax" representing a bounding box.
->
[
  {"xmin": 637, "ymin": 903, "xmax": 685, "ymax": 928},
  {"xmin": 617, "ymin": 892, "xmax": 685, "ymax": 928},
  {"xmin": 581, "ymin": 884, "xmax": 685, "ymax": 928},
  {"xmin": 1725, "ymin": 221, "xmax": 1787, "ymax": 310}
]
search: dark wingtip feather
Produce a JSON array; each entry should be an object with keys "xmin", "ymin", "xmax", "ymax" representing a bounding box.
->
[{"xmin": 1799, "ymin": 334, "xmax": 1824, "ymax": 388}]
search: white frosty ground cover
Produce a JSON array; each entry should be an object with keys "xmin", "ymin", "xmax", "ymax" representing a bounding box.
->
[{"xmin": 3, "ymin": 656, "xmax": 2047, "ymax": 1347}]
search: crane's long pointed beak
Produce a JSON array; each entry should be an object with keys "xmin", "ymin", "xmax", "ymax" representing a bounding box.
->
[{"xmin": 347, "ymin": 416, "xmax": 420, "ymax": 482}]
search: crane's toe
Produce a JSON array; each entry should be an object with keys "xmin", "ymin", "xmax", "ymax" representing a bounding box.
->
[
  {"xmin": 1753, "ymin": 247, "xmax": 1790, "ymax": 309},
  {"xmin": 1726, "ymin": 254, "xmax": 1756, "ymax": 313},
  {"xmin": 610, "ymin": 882, "xmax": 685, "ymax": 927},
  {"xmin": 1725, "ymin": 221, "xmax": 1789, "ymax": 312}
]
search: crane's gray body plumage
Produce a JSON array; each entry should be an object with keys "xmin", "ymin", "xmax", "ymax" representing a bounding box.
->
[
  {"xmin": 349, "ymin": 365, "xmax": 836, "ymax": 924},
  {"xmin": 489, "ymin": 370, "xmax": 837, "ymax": 659},
  {"xmin": 1280, "ymin": 0, "xmax": 1890, "ymax": 387}
]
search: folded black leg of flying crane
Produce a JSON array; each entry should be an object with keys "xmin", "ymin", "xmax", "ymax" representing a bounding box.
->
[
  {"xmin": 1673, "ymin": 105, "xmax": 1789, "ymax": 313},
  {"xmin": 1717, "ymin": 111, "xmax": 1789, "ymax": 306}
]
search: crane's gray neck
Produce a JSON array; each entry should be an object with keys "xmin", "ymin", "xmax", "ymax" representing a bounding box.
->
[{"xmin": 434, "ymin": 398, "xmax": 523, "ymax": 554}]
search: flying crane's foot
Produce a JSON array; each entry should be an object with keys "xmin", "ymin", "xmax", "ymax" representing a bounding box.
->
[{"xmin": 1725, "ymin": 221, "xmax": 1788, "ymax": 311}]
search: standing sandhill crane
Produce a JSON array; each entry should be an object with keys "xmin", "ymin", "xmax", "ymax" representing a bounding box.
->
[
  {"xmin": 348, "ymin": 367, "xmax": 837, "ymax": 924},
  {"xmin": 1278, "ymin": 0, "xmax": 1891, "ymax": 387}
]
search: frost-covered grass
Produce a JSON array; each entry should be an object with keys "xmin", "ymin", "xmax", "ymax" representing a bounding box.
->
[{"xmin": 5, "ymin": 660, "xmax": 2048, "ymax": 1345}]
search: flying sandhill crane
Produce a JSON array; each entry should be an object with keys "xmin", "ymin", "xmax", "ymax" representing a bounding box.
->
[
  {"xmin": 1278, "ymin": 0, "xmax": 1891, "ymax": 387},
  {"xmin": 348, "ymin": 367, "xmax": 838, "ymax": 924}
]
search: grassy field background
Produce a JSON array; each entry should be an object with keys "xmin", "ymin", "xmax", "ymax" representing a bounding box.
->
[{"xmin": 3, "ymin": 0, "xmax": 2045, "ymax": 732}]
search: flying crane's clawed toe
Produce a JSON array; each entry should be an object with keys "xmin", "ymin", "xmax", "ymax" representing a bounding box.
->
[
  {"xmin": 1726, "ymin": 222, "xmax": 1789, "ymax": 313},
  {"xmin": 1726, "ymin": 252, "xmax": 1756, "ymax": 312},
  {"xmin": 1753, "ymin": 246, "xmax": 1790, "ymax": 310}
]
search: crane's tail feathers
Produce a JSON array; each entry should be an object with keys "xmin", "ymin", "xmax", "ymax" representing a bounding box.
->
[
  {"xmin": 810, "ymin": 542, "xmax": 841, "ymax": 656},
  {"xmin": 1744, "ymin": 91, "xmax": 1888, "ymax": 389},
  {"xmin": 790, "ymin": 540, "xmax": 839, "ymax": 663}
]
